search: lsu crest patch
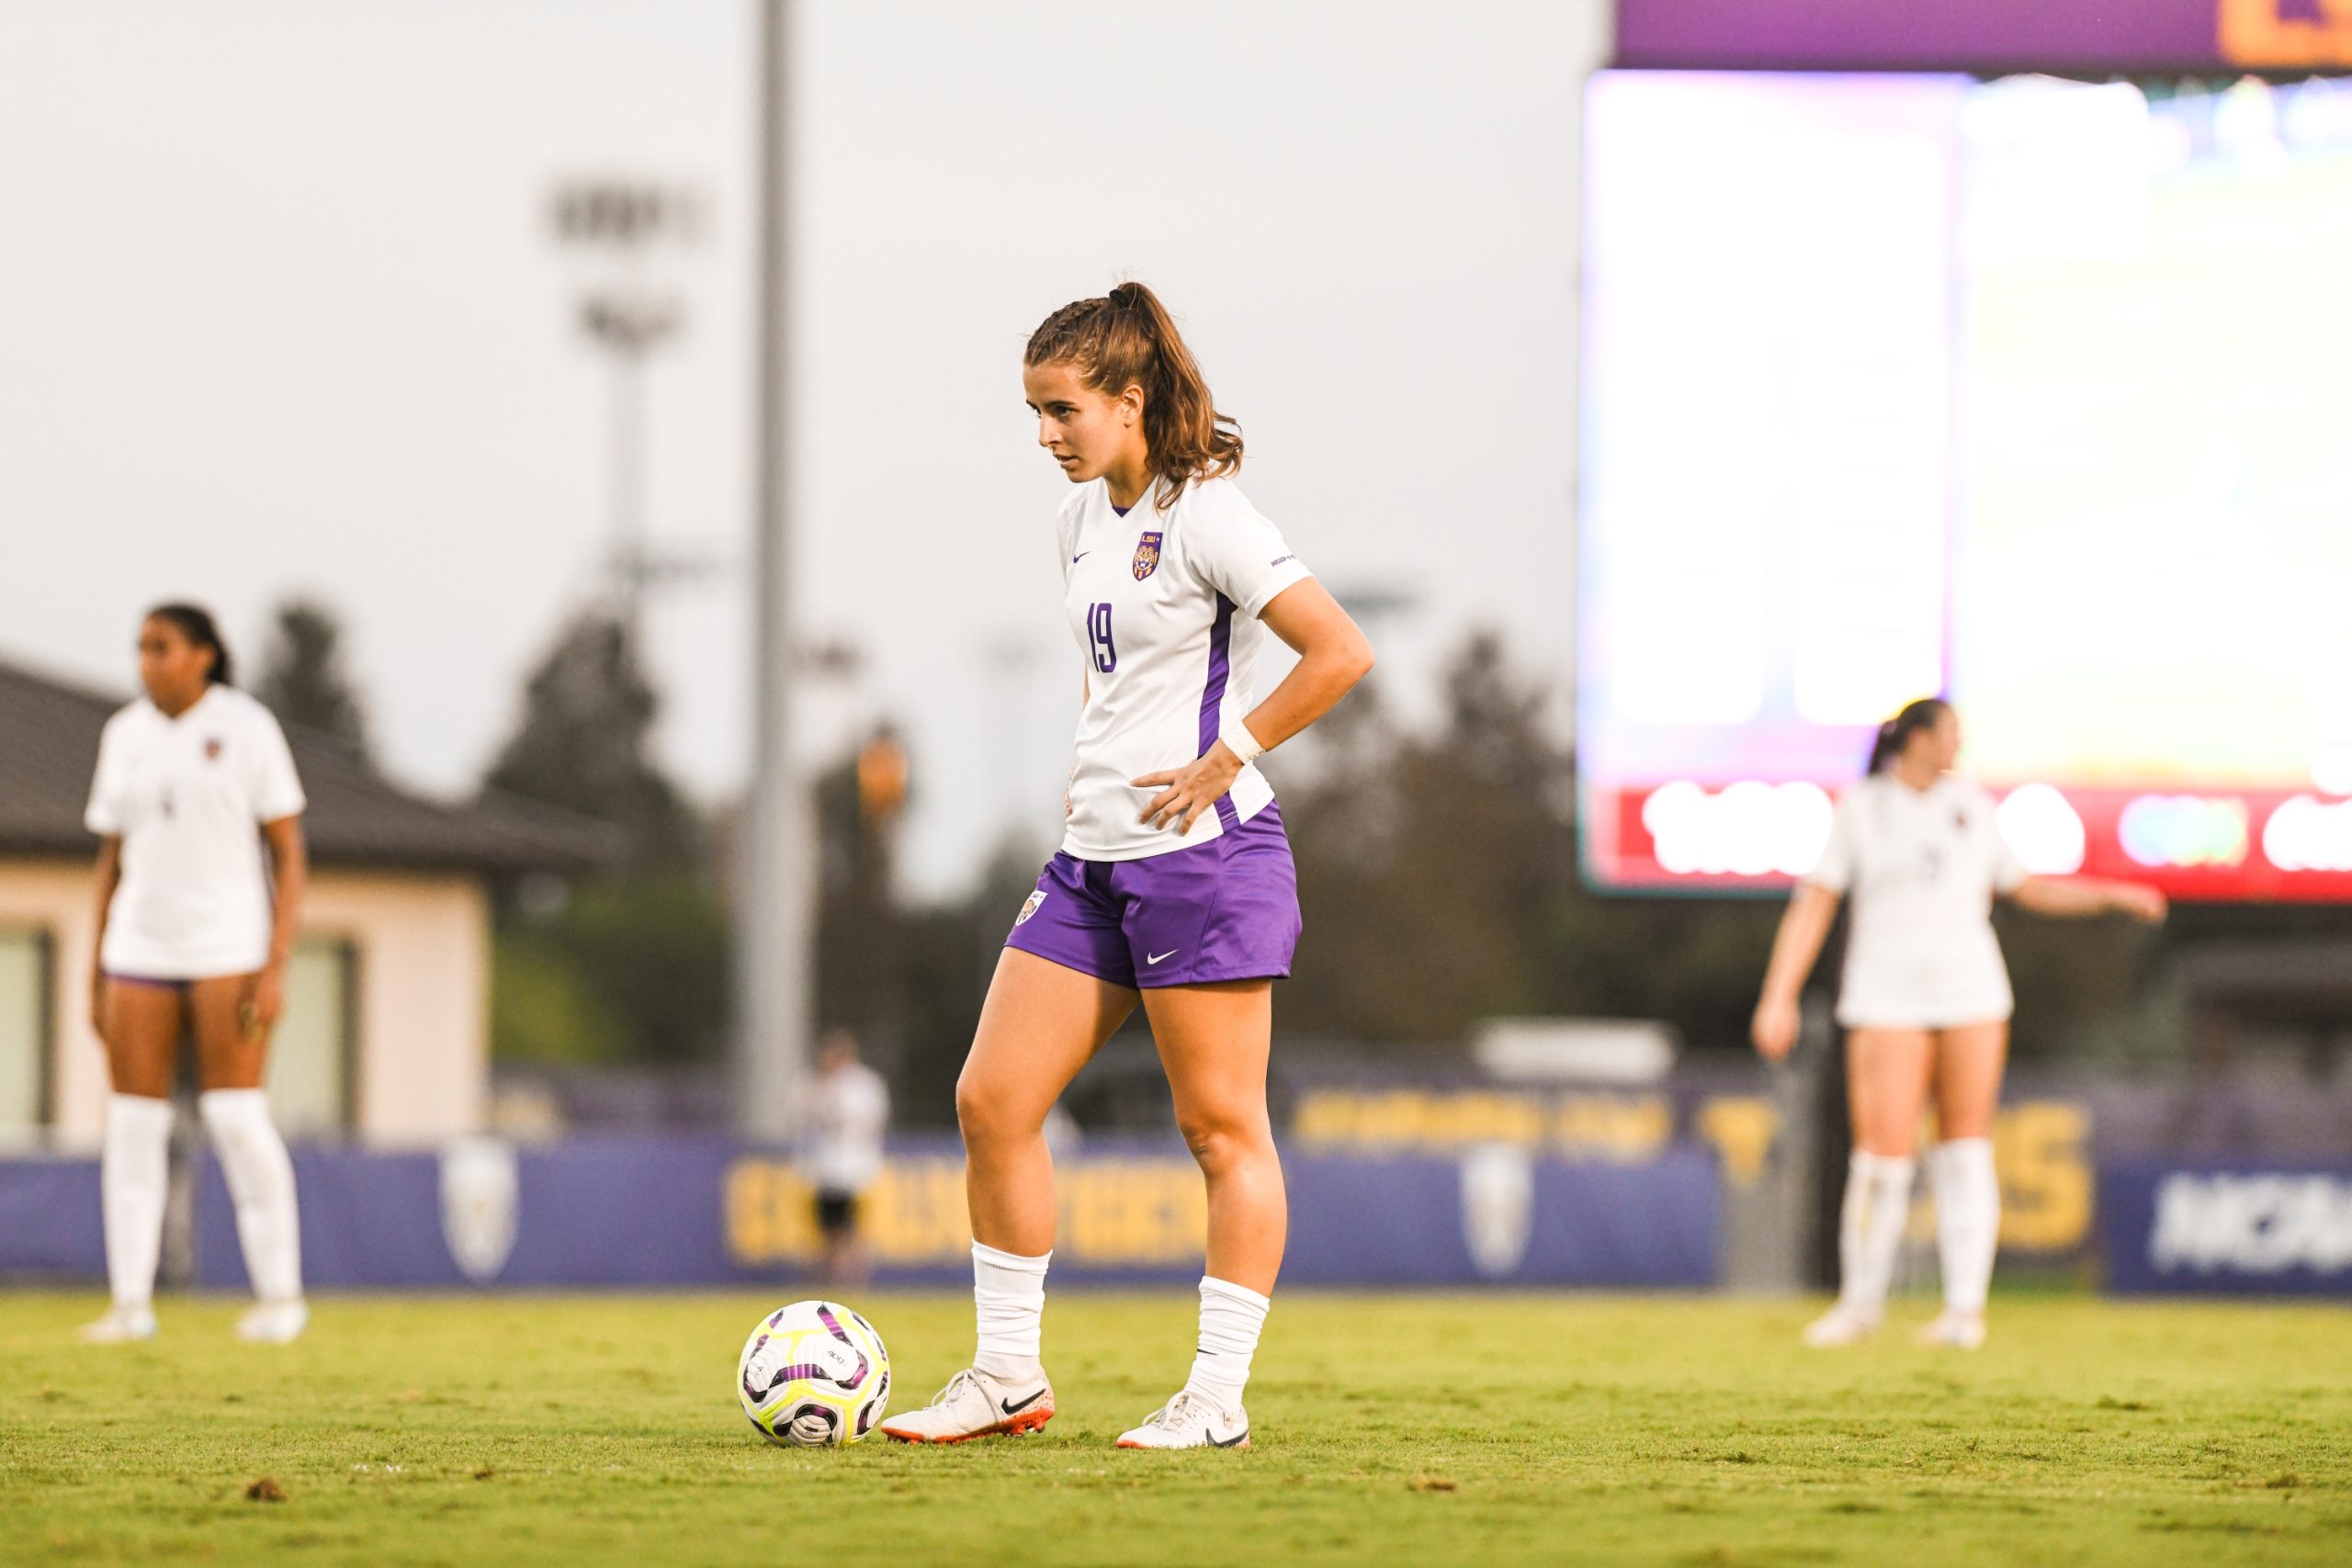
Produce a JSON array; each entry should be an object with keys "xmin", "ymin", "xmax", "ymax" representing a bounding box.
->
[
  {"xmin": 1015, "ymin": 889, "xmax": 1048, "ymax": 926},
  {"xmin": 1131, "ymin": 530, "xmax": 1163, "ymax": 581},
  {"xmin": 203, "ymin": 738, "xmax": 224, "ymax": 761}
]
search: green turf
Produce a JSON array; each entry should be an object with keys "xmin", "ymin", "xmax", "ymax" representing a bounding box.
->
[{"xmin": 3, "ymin": 1291, "xmax": 2348, "ymax": 1566}]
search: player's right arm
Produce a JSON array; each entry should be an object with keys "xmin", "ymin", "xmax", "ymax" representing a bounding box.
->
[
  {"xmin": 89, "ymin": 836, "xmax": 121, "ymax": 1046},
  {"xmin": 85, "ymin": 712, "xmax": 129, "ymax": 1048},
  {"xmin": 1752, "ymin": 882, "xmax": 1839, "ymax": 1062}
]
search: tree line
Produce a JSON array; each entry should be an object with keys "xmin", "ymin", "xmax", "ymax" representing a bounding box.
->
[{"xmin": 256, "ymin": 599, "xmax": 2207, "ymax": 1129}]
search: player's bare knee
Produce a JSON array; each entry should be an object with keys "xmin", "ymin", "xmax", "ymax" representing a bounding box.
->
[
  {"xmin": 954, "ymin": 1072, "xmax": 1035, "ymax": 1148},
  {"xmin": 1177, "ymin": 1112, "xmax": 1265, "ymax": 1173}
]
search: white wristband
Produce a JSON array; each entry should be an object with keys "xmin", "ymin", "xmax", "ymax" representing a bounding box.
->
[{"xmin": 1220, "ymin": 719, "xmax": 1265, "ymax": 767}]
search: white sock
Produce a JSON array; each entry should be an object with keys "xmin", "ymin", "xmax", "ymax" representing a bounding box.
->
[
  {"xmin": 102, "ymin": 1093, "xmax": 175, "ymax": 1312},
  {"xmin": 198, "ymin": 1089, "xmax": 302, "ymax": 1303},
  {"xmin": 1837, "ymin": 1150, "xmax": 1915, "ymax": 1316},
  {"xmin": 1932, "ymin": 1138, "xmax": 1999, "ymax": 1316},
  {"xmin": 971, "ymin": 1241, "xmax": 1049, "ymax": 1382},
  {"xmin": 1182, "ymin": 1276, "xmax": 1270, "ymax": 1414}
]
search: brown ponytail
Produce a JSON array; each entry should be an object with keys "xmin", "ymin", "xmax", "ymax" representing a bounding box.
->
[
  {"xmin": 1024, "ymin": 281, "xmax": 1243, "ymax": 512},
  {"xmin": 1867, "ymin": 696, "xmax": 1951, "ymax": 774}
]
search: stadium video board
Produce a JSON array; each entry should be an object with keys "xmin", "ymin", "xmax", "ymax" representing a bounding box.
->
[{"xmin": 1577, "ymin": 71, "xmax": 2352, "ymax": 899}]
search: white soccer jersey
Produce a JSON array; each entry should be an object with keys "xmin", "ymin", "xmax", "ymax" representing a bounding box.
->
[
  {"xmin": 85, "ymin": 684, "xmax": 308, "ymax": 979},
  {"xmin": 1805, "ymin": 773, "xmax": 2030, "ymax": 1029},
  {"xmin": 1057, "ymin": 476, "xmax": 1313, "ymax": 862},
  {"xmin": 804, "ymin": 1063, "xmax": 890, "ymax": 1195}
]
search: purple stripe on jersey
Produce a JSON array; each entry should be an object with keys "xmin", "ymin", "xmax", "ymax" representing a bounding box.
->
[{"xmin": 1200, "ymin": 593, "xmax": 1240, "ymax": 832}]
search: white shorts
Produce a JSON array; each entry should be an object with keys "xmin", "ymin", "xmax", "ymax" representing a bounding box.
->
[
  {"xmin": 1837, "ymin": 935, "xmax": 2013, "ymax": 1032},
  {"xmin": 1837, "ymin": 1002, "xmax": 2014, "ymax": 1032}
]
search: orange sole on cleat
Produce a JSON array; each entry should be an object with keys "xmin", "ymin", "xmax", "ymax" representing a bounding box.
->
[
  {"xmin": 880, "ymin": 1407, "xmax": 1055, "ymax": 1445},
  {"xmin": 1115, "ymin": 1436, "xmax": 1250, "ymax": 1451}
]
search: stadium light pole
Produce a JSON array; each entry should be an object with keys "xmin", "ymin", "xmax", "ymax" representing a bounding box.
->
[
  {"xmin": 738, "ymin": 0, "xmax": 815, "ymax": 1141},
  {"xmin": 549, "ymin": 178, "xmax": 707, "ymax": 642}
]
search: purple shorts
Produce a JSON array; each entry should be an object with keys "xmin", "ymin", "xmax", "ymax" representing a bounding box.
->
[
  {"xmin": 106, "ymin": 972, "xmax": 195, "ymax": 996},
  {"xmin": 1005, "ymin": 800, "xmax": 1301, "ymax": 989}
]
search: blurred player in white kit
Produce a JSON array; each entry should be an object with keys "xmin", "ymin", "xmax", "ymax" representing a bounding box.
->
[
  {"xmin": 1752, "ymin": 698, "xmax": 2164, "ymax": 1348},
  {"xmin": 80, "ymin": 604, "xmax": 311, "ymax": 1345},
  {"xmin": 804, "ymin": 1030, "xmax": 889, "ymax": 1287}
]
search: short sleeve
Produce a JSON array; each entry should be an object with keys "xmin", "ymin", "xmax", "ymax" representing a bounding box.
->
[
  {"xmin": 84, "ymin": 716, "xmax": 128, "ymax": 836},
  {"xmin": 247, "ymin": 706, "xmax": 308, "ymax": 823},
  {"xmin": 1186, "ymin": 489, "xmax": 1313, "ymax": 618},
  {"xmin": 1804, "ymin": 789, "xmax": 1864, "ymax": 893}
]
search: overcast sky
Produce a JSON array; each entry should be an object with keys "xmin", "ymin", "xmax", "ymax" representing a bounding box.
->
[{"xmin": 0, "ymin": 0, "xmax": 1604, "ymax": 897}]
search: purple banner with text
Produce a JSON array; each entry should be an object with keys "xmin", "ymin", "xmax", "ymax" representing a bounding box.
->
[
  {"xmin": 0, "ymin": 1137, "xmax": 1720, "ymax": 1292},
  {"xmin": 2100, "ymin": 1159, "xmax": 2352, "ymax": 1297}
]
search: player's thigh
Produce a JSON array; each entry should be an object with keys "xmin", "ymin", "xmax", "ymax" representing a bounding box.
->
[
  {"xmin": 1140, "ymin": 979, "xmax": 1275, "ymax": 1146},
  {"xmin": 957, "ymin": 948, "xmax": 1136, "ymax": 1134},
  {"xmin": 189, "ymin": 974, "xmax": 268, "ymax": 1091},
  {"xmin": 1930, "ymin": 1020, "xmax": 2009, "ymax": 1141},
  {"xmin": 1846, "ymin": 1028, "xmax": 1935, "ymax": 1157},
  {"xmin": 103, "ymin": 980, "xmax": 185, "ymax": 1100}
]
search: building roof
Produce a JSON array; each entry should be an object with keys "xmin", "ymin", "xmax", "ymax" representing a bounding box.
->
[{"xmin": 0, "ymin": 656, "xmax": 616, "ymax": 875}]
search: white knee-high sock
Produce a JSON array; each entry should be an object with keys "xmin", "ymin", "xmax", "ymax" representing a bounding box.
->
[
  {"xmin": 1182, "ymin": 1276, "xmax": 1270, "ymax": 1414},
  {"xmin": 1932, "ymin": 1138, "xmax": 2000, "ymax": 1315},
  {"xmin": 102, "ymin": 1093, "xmax": 175, "ymax": 1312},
  {"xmin": 198, "ymin": 1090, "xmax": 302, "ymax": 1303},
  {"xmin": 971, "ymin": 1241, "xmax": 1049, "ymax": 1381},
  {"xmin": 1837, "ymin": 1150, "xmax": 1915, "ymax": 1315}
]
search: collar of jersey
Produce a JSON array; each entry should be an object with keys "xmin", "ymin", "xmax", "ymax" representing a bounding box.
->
[{"xmin": 146, "ymin": 684, "xmax": 223, "ymax": 728}]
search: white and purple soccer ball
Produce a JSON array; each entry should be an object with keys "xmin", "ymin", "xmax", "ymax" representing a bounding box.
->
[{"xmin": 737, "ymin": 1300, "xmax": 891, "ymax": 1448}]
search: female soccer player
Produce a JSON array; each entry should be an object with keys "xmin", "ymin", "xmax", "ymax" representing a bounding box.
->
[
  {"xmin": 880, "ymin": 283, "xmax": 1373, "ymax": 1450},
  {"xmin": 1751, "ymin": 697, "xmax": 2164, "ymax": 1348},
  {"xmin": 79, "ymin": 604, "xmax": 311, "ymax": 1344}
]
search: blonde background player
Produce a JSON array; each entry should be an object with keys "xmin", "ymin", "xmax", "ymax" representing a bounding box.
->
[
  {"xmin": 1752, "ymin": 697, "xmax": 2164, "ymax": 1349},
  {"xmin": 81, "ymin": 604, "xmax": 311, "ymax": 1344},
  {"xmin": 881, "ymin": 283, "xmax": 1374, "ymax": 1450}
]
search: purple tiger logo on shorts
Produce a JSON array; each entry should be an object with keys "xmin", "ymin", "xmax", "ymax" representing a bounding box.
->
[
  {"xmin": 1016, "ymin": 890, "xmax": 1047, "ymax": 926},
  {"xmin": 1132, "ymin": 531, "xmax": 1163, "ymax": 581}
]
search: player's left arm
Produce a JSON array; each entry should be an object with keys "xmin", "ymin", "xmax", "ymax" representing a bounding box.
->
[
  {"xmin": 2007, "ymin": 874, "xmax": 2166, "ymax": 922},
  {"xmin": 1136, "ymin": 581, "xmax": 1374, "ymax": 832},
  {"xmin": 244, "ymin": 815, "xmax": 309, "ymax": 1039}
]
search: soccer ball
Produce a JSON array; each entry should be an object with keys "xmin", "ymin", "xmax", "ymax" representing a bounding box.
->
[{"xmin": 737, "ymin": 1300, "xmax": 891, "ymax": 1447}]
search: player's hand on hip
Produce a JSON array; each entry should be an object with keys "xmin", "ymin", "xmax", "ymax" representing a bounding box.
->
[
  {"xmin": 1133, "ymin": 743, "xmax": 1244, "ymax": 834},
  {"xmin": 1751, "ymin": 994, "xmax": 1800, "ymax": 1062}
]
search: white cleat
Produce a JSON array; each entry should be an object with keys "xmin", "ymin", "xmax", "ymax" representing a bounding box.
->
[
  {"xmin": 1916, "ymin": 1310, "xmax": 1987, "ymax": 1349},
  {"xmin": 877, "ymin": 1366, "xmax": 1055, "ymax": 1444},
  {"xmin": 1801, "ymin": 1301, "xmax": 1883, "ymax": 1348},
  {"xmin": 78, "ymin": 1303, "xmax": 158, "ymax": 1344},
  {"xmin": 235, "ymin": 1299, "xmax": 310, "ymax": 1344},
  {"xmin": 1116, "ymin": 1389, "xmax": 1250, "ymax": 1450}
]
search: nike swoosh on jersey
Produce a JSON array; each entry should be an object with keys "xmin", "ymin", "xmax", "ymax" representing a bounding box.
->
[
  {"xmin": 1000, "ymin": 1388, "xmax": 1048, "ymax": 1416},
  {"xmin": 1147, "ymin": 950, "xmax": 1180, "ymax": 964},
  {"xmin": 1072, "ymin": 551, "xmax": 1091, "ymax": 562}
]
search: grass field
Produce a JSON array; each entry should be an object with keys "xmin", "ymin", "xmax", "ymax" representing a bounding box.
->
[{"xmin": 5, "ymin": 1291, "xmax": 2349, "ymax": 1566}]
